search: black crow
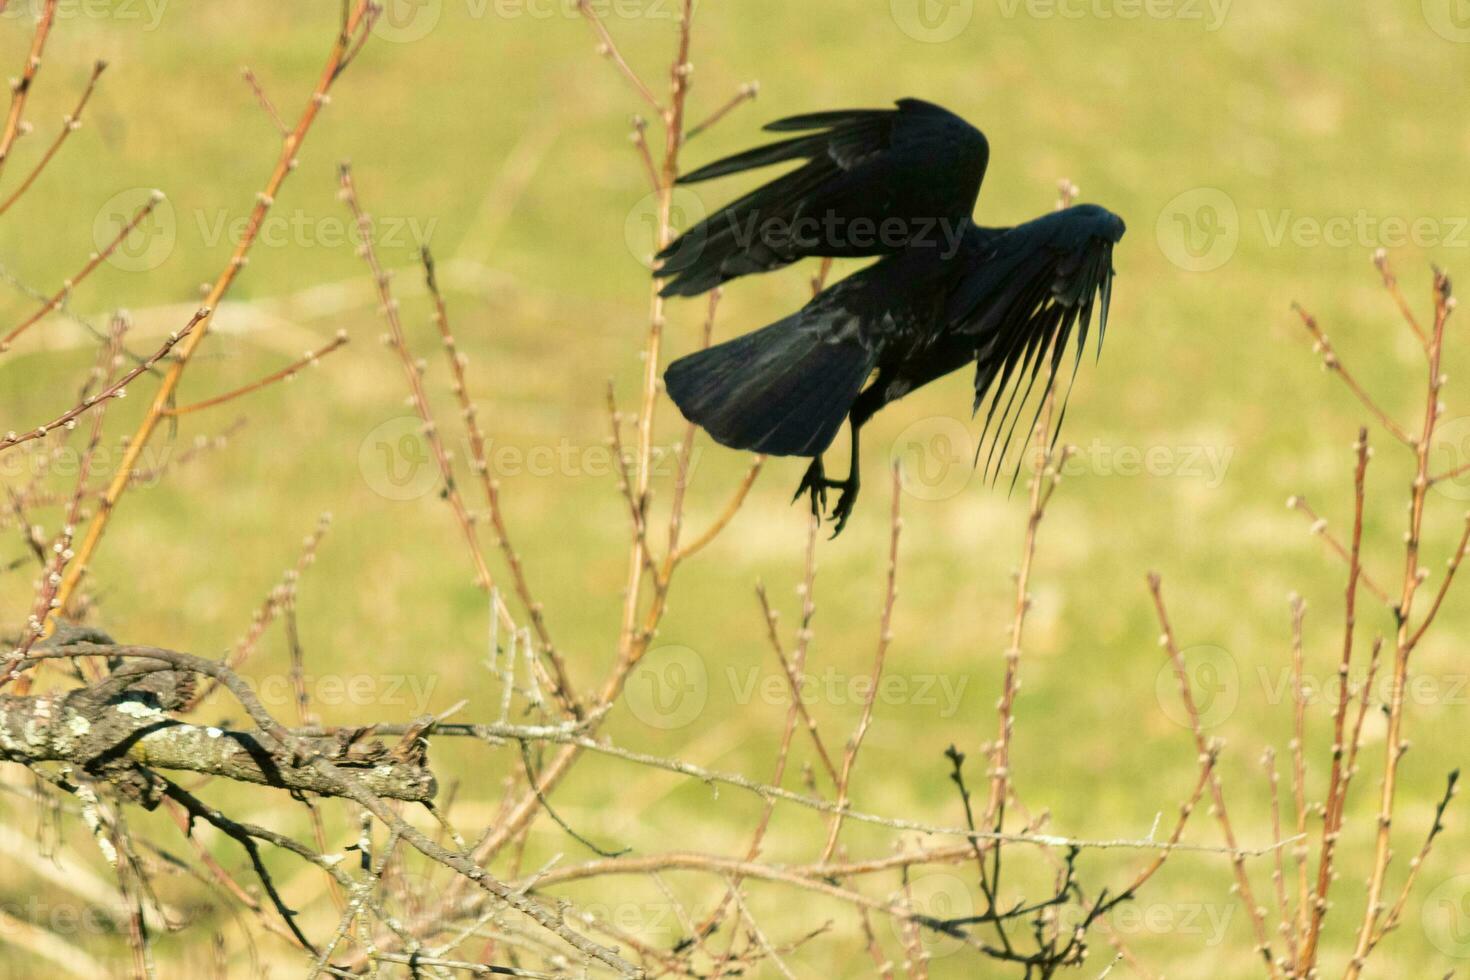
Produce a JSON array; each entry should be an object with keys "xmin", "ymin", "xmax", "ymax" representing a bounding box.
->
[
  {"xmin": 664, "ymin": 205, "xmax": 1124, "ymax": 534},
  {"xmin": 655, "ymin": 98, "xmax": 989, "ymax": 298}
]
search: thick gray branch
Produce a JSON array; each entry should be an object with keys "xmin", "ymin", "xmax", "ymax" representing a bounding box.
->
[{"xmin": 0, "ymin": 667, "xmax": 435, "ymax": 803}]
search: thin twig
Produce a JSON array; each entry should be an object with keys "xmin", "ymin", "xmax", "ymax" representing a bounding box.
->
[
  {"xmin": 0, "ymin": 0, "xmax": 58, "ymax": 183},
  {"xmin": 1345, "ymin": 266, "xmax": 1455, "ymax": 977},
  {"xmin": 1, "ymin": 191, "xmax": 167, "ymax": 351},
  {"xmin": 0, "ymin": 310, "xmax": 204, "ymax": 456},
  {"xmin": 576, "ymin": 0, "xmax": 662, "ymax": 112},
  {"xmin": 1292, "ymin": 303, "xmax": 1415, "ymax": 447},
  {"xmin": 39, "ymin": 644, "xmax": 639, "ymax": 976},
  {"xmin": 821, "ymin": 467, "xmax": 902, "ymax": 861},
  {"xmin": 240, "ymin": 66, "xmax": 289, "ymax": 138},
  {"xmin": 1299, "ymin": 430, "xmax": 1371, "ymax": 970},
  {"xmin": 1286, "ymin": 494, "xmax": 1392, "ymax": 605},
  {"xmin": 164, "ymin": 332, "xmax": 349, "ymax": 416},
  {"xmin": 423, "ymin": 246, "xmax": 578, "ymax": 716},
  {"xmin": 1148, "ymin": 574, "xmax": 1281, "ymax": 976},
  {"xmin": 0, "ymin": 59, "xmax": 105, "ymax": 217},
  {"xmin": 685, "ymin": 82, "xmax": 758, "ymax": 140},
  {"xmin": 50, "ymin": 0, "xmax": 379, "ymax": 621}
]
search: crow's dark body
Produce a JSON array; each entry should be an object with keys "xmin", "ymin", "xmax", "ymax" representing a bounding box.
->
[{"xmin": 658, "ymin": 99, "xmax": 1125, "ymax": 533}]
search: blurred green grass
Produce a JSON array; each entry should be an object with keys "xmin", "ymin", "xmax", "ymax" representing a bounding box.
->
[{"xmin": 2, "ymin": 0, "xmax": 1468, "ymax": 975}]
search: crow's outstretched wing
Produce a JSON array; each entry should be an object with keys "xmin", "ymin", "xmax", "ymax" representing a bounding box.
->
[
  {"xmin": 656, "ymin": 99, "xmax": 989, "ymax": 297},
  {"xmin": 946, "ymin": 204, "xmax": 1125, "ymax": 481}
]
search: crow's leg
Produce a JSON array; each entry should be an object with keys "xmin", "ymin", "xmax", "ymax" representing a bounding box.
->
[
  {"xmin": 793, "ymin": 455, "xmax": 830, "ymax": 517},
  {"xmin": 826, "ymin": 428, "xmax": 861, "ymax": 536},
  {"xmin": 827, "ymin": 382, "xmax": 888, "ymax": 537}
]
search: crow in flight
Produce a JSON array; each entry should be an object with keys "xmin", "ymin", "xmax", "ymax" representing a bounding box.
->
[{"xmin": 658, "ymin": 100, "xmax": 1124, "ymax": 535}]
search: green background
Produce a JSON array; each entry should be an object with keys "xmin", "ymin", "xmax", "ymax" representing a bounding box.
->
[{"xmin": 1, "ymin": 0, "xmax": 1468, "ymax": 974}]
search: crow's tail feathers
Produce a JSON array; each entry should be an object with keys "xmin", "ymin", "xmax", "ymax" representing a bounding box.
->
[{"xmin": 664, "ymin": 314, "xmax": 874, "ymax": 457}]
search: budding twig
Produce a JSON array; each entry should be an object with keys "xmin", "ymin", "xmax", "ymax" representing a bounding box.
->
[
  {"xmin": 1286, "ymin": 493, "xmax": 1392, "ymax": 606},
  {"xmin": 1292, "ymin": 303, "xmax": 1416, "ymax": 447},
  {"xmin": 577, "ymin": 0, "xmax": 662, "ymax": 112},
  {"xmin": 1346, "ymin": 265, "xmax": 1456, "ymax": 977},
  {"xmin": 240, "ymin": 66, "xmax": 289, "ymax": 138},
  {"xmin": 0, "ymin": 191, "xmax": 166, "ymax": 351},
  {"xmin": 422, "ymin": 246, "xmax": 578, "ymax": 717},
  {"xmin": 821, "ymin": 467, "xmax": 902, "ymax": 862},
  {"xmin": 0, "ymin": 0, "xmax": 58, "ymax": 183},
  {"xmin": 165, "ymin": 332, "xmax": 350, "ymax": 417},
  {"xmin": 0, "ymin": 309, "xmax": 203, "ymax": 456},
  {"xmin": 0, "ymin": 59, "xmax": 105, "ymax": 217},
  {"xmin": 49, "ymin": 0, "xmax": 380, "ymax": 622},
  {"xmin": 685, "ymin": 81, "xmax": 758, "ymax": 141},
  {"xmin": 1148, "ymin": 573, "xmax": 1281, "ymax": 977}
]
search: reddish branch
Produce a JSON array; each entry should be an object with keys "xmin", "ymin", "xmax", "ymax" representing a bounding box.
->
[
  {"xmin": 1345, "ymin": 266, "xmax": 1457, "ymax": 976},
  {"xmin": 422, "ymin": 246, "xmax": 578, "ymax": 717},
  {"xmin": 165, "ymin": 332, "xmax": 350, "ymax": 417},
  {"xmin": 1297, "ymin": 430, "xmax": 1370, "ymax": 965},
  {"xmin": 0, "ymin": 309, "xmax": 204, "ymax": 456},
  {"xmin": 0, "ymin": 0, "xmax": 58, "ymax": 183},
  {"xmin": 339, "ymin": 166, "xmax": 578, "ymax": 718},
  {"xmin": 49, "ymin": 0, "xmax": 380, "ymax": 624},
  {"xmin": 0, "ymin": 59, "xmax": 105, "ymax": 217},
  {"xmin": 0, "ymin": 191, "xmax": 167, "ymax": 351},
  {"xmin": 821, "ymin": 467, "xmax": 902, "ymax": 861},
  {"xmin": 1149, "ymin": 574, "xmax": 1281, "ymax": 977}
]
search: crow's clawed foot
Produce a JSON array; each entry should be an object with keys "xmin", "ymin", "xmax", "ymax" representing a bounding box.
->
[
  {"xmin": 793, "ymin": 457, "xmax": 830, "ymax": 517},
  {"xmin": 791, "ymin": 457, "xmax": 860, "ymax": 537},
  {"xmin": 827, "ymin": 477, "xmax": 860, "ymax": 538}
]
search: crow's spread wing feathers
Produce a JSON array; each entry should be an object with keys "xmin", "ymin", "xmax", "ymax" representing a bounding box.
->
[
  {"xmin": 675, "ymin": 110, "xmax": 894, "ymax": 183},
  {"xmin": 947, "ymin": 204, "xmax": 1125, "ymax": 483},
  {"xmin": 656, "ymin": 99, "xmax": 989, "ymax": 297}
]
